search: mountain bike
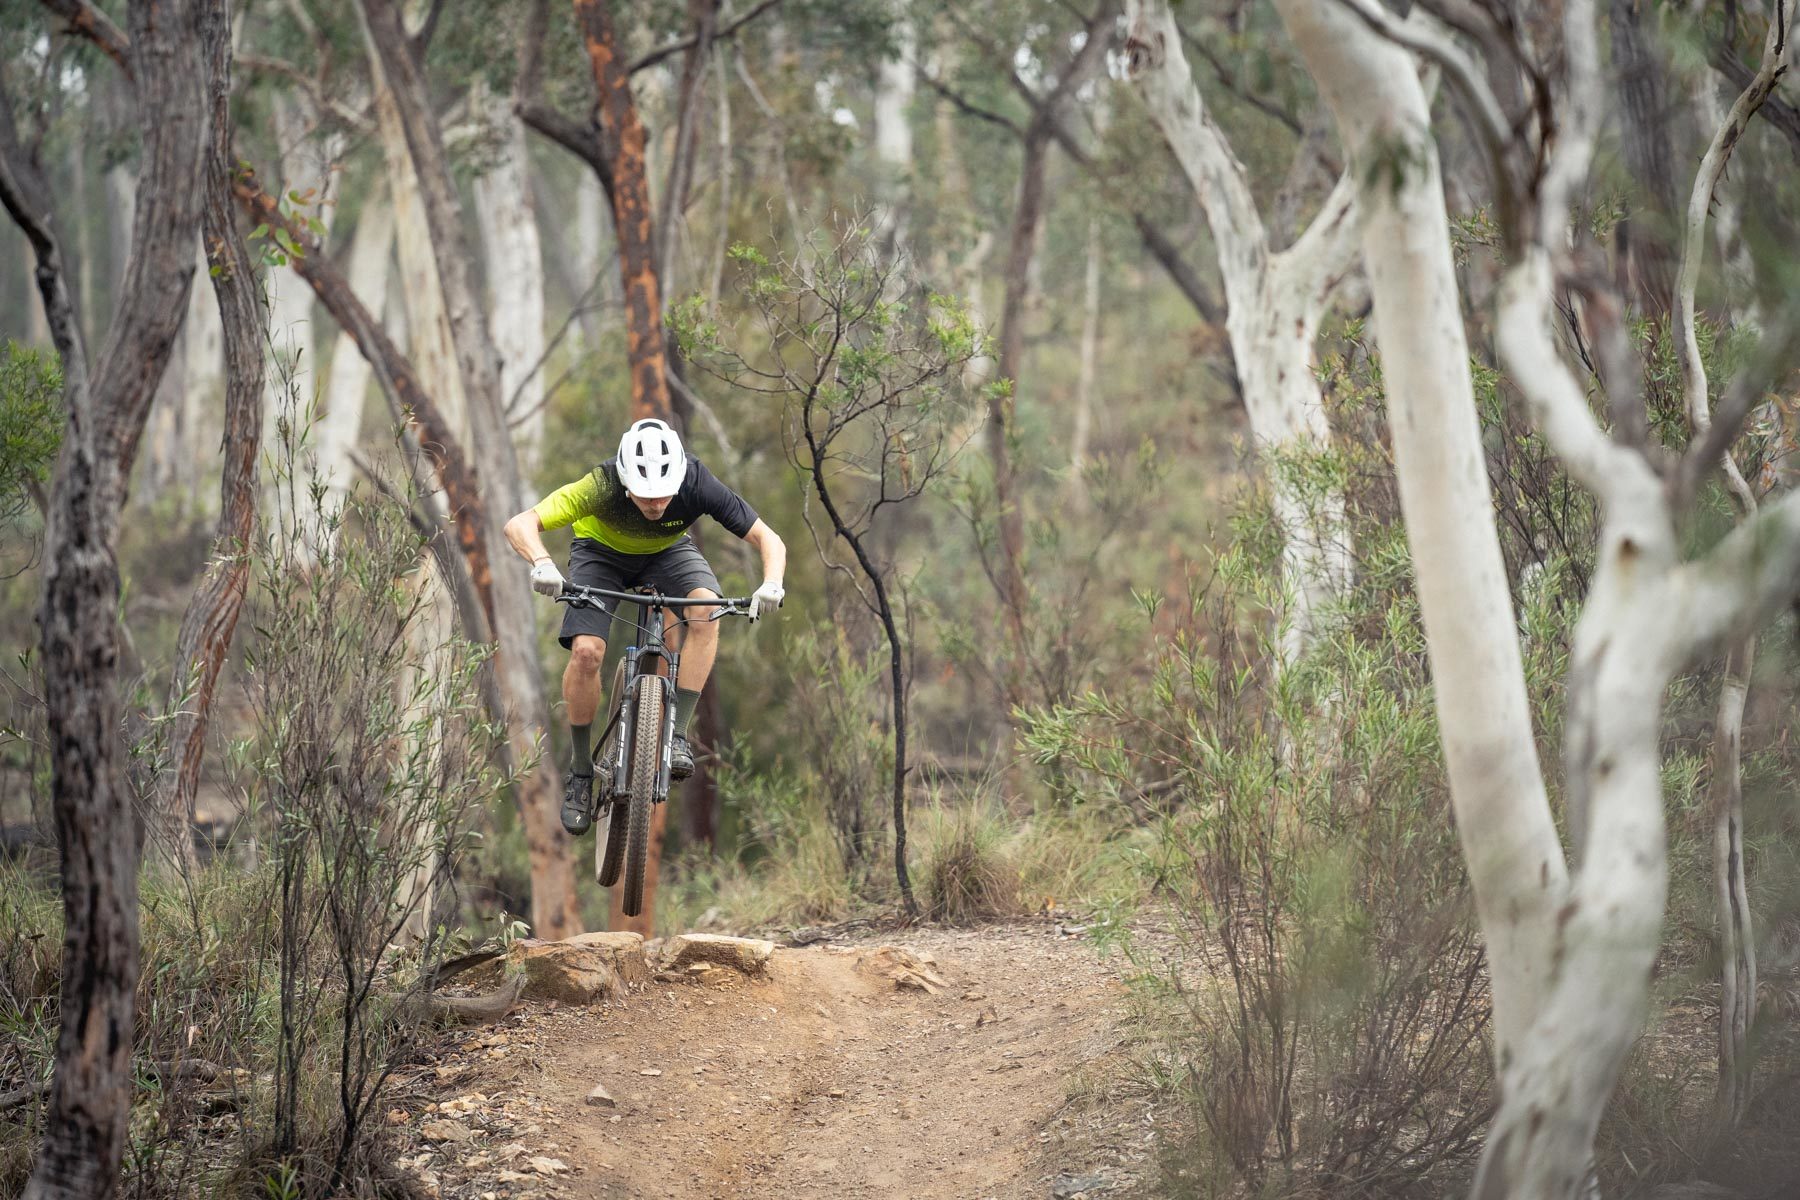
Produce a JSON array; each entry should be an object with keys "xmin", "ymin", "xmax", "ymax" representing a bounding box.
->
[{"xmin": 554, "ymin": 583, "xmax": 752, "ymax": 917}]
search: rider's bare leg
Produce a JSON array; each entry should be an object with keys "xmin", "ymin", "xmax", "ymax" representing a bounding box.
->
[
  {"xmin": 564, "ymin": 634, "xmax": 607, "ymax": 726},
  {"xmin": 666, "ymin": 589, "xmax": 721, "ymax": 692}
]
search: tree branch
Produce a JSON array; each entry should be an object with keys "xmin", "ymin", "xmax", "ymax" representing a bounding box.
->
[
  {"xmin": 1675, "ymin": 312, "xmax": 1800, "ymax": 511},
  {"xmin": 0, "ymin": 84, "xmax": 89, "ymax": 397},
  {"xmin": 39, "ymin": 0, "xmax": 132, "ymax": 80},
  {"xmin": 238, "ymin": 55, "xmax": 375, "ymax": 133},
  {"xmin": 1676, "ymin": 0, "xmax": 1795, "ymax": 514},
  {"xmin": 1125, "ymin": 0, "xmax": 1270, "ymax": 279},
  {"xmin": 1178, "ymin": 23, "xmax": 1304, "ymax": 136},
  {"xmin": 916, "ymin": 70, "xmax": 1025, "ymax": 137},
  {"xmin": 1684, "ymin": 484, "xmax": 1800, "ymax": 657},
  {"xmin": 1711, "ymin": 39, "xmax": 1800, "ymax": 166},
  {"xmin": 1326, "ymin": 0, "xmax": 1517, "ymax": 234},
  {"xmin": 630, "ymin": 0, "xmax": 784, "ymax": 73},
  {"xmin": 1495, "ymin": 251, "xmax": 1651, "ymax": 503}
]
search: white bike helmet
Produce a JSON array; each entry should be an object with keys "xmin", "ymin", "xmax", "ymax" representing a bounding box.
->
[{"xmin": 616, "ymin": 418, "xmax": 687, "ymax": 498}]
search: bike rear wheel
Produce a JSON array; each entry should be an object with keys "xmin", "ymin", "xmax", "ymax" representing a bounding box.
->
[
  {"xmin": 595, "ymin": 662, "xmax": 629, "ymax": 888},
  {"xmin": 621, "ymin": 674, "xmax": 666, "ymax": 917}
]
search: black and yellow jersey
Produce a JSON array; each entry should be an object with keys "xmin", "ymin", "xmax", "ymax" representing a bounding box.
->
[{"xmin": 531, "ymin": 454, "xmax": 759, "ymax": 555}]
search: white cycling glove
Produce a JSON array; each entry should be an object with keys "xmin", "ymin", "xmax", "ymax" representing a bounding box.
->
[
  {"xmin": 749, "ymin": 579, "xmax": 786, "ymax": 621},
  {"xmin": 530, "ymin": 558, "xmax": 566, "ymax": 597}
]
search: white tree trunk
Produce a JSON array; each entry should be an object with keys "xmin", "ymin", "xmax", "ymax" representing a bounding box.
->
[
  {"xmin": 394, "ymin": 555, "xmax": 455, "ymax": 947},
  {"xmin": 141, "ymin": 313, "xmax": 189, "ymax": 506},
  {"xmin": 472, "ymin": 85, "xmax": 548, "ymax": 479},
  {"xmin": 872, "ymin": 20, "xmax": 915, "ymax": 257},
  {"xmin": 317, "ymin": 184, "xmax": 396, "ymax": 514},
  {"xmin": 1070, "ymin": 216, "xmax": 1101, "ymax": 487},
  {"xmin": 1272, "ymin": 0, "xmax": 1569, "ymax": 1113},
  {"xmin": 268, "ymin": 95, "xmax": 326, "ymax": 421},
  {"xmin": 1126, "ymin": 0, "xmax": 1357, "ymax": 664},
  {"xmin": 1711, "ymin": 640, "xmax": 1756, "ymax": 1128},
  {"xmin": 22, "ymin": 235, "xmax": 50, "ymax": 344},
  {"xmin": 1280, "ymin": 2, "xmax": 1800, "ymax": 1193},
  {"xmin": 184, "ymin": 240, "xmax": 225, "ymax": 503},
  {"xmin": 873, "ymin": 25, "xmax": 915, "ymax": 167},
  {"xmin": 375, "ymin": 82, "xmax": 467, "ymax": 438}
]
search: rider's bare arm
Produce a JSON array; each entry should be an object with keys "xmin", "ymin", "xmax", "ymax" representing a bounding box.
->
[
  {"xmin": 742, "ymin": 519, "xmax": 786, "ymax": 586},
  {"xmin": 504, "ymin": 509, "xmax": 554, "ymax": 565}
]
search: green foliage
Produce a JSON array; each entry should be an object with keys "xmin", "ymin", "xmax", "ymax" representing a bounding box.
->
[
  {"xmin": 242, "ymin": 410, "xmax": 513, "ymax": 1188},
  {"xmin": 0, "ymin": 341, "xmax": 61, "ymax": 536}
]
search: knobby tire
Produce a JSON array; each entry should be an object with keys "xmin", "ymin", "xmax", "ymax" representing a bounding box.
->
[
  {"xmin": 596, "ymin": 662, "xmax": 629, "ymax": 888},
  {"xmin": 622, "ymin": 674, "xmax": 666, "ymax": 917}
]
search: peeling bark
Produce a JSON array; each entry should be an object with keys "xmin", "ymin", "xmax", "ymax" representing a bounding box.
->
[
  {"xmin": 153, "ymin": 0, "xmax": 266, "ymax": 881},
  {"xmin": 7, "ymin": 2, "xmax": 208, "ymax": 1196}
]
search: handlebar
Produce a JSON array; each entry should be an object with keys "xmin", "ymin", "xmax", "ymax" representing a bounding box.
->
[{"xmin": 554, "ymin": 583, "xmax": 755, "ymax": 621}]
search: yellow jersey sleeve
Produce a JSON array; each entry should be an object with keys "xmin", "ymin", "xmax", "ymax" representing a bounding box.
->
[{"xmin": 532, "ymin": 471, "xmax": 601, "ymax": 531}]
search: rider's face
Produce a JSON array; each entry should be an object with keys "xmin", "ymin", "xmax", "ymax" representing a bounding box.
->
[{"xmin": 629, "ymin": 491, "xmax": 673, "ymax": 520}]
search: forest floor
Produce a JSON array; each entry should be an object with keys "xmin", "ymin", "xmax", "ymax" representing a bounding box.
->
[{"xmin": 386, "ymin": 920, "xmax": 1167, "ymax": 1200}]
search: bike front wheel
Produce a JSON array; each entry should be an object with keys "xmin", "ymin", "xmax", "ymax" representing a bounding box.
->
[
  {"xmin": 595, "ymin": 661, "xmax": 629, "ymax": 888},
  {"xmin": 621, "ymin": 673, "xmax": 666, "ymax": 917}
]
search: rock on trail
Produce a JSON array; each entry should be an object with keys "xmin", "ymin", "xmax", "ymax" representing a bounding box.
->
[{"xmin": 392, "ymin": 924, "xmax": 1157, "ymax": 1199}]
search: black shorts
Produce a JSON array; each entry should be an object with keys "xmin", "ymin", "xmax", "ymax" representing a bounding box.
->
[{"xmin": 558, "ymin": 536, "xmax": 722, "ymax": 649}]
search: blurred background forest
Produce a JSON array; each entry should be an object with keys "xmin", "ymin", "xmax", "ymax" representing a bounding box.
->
[{"xmin": 5, "ymin": 0, "xmax": 1800, "ymax": 1197}]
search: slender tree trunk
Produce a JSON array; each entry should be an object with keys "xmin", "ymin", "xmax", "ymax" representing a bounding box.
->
[
  {"xmin": 182, "ymin": 238, "xmax": 224, "ymax": 513},
  {"xmin": 473, "ymin": 85, "xmax": 548, "ymax": 477},
  {"xmin": 708, "ymin": 46, "xmax": 732, "ymax": 313},
  {"xmin": 360, "ymin": 0, "xmax": 582, "ymax": 939},
  {"xmin": 65, "ymin": 133, "xmax": 93, "ymax": 347},
  {"xmin": 989, "ymin": 130, "xmax": 1045, "ymax": 706},
  {"xmin": 375, "ymin": 82, "xmax": 466, "ymax": 439},
  {"xmin": 1609, "ymin": 0, "xmax": 1681, "ymax": 317},
  {"xmin": 266, "ymin": 93, "xmax": 339, "ymax": 457},
  {"xmin": 1711, "ymin": 638, "xmax": 1757, "ymax": 1130},
  {"xmin": 317, "ymin": 183, "xmax": 395, "ymax": 515},
  {"xmin": 1070, "ymin": 217, "xmax": 1101, "ymax": 492},
  {"xmin": 575, "ymin": 168, "xmax": 607, "ymax": 348},
  {"xmin": 872, "ymin": 18, "xmax": 915, "ymax": 257},
  {"xmin": 656, "ymin": 0, "xmax": 717, "ymax": 297},
  {"xmin": 574, "ymin": 0, "xmax": 677, "ymax": 426},
  {"xmin": 1125, "ymin": 0, "xmax": 1358, "ymax": 667},
  {"xmin": 142, "ymin": 316, "xmax": 189, "ymax": 505},
  {"xmin": 152, "ymin": 0, "xmax": 266, "ymax": 880},
  {"xmin": 803, "ymin": 428, "xmax": 918, "ymax": 916},
  {"xmin": 1273, "ymin": 0, "xmax": 1566, "ymax": 1094},
  {"xmin": 8, "ymin": 1, "xmax": 207, "ymax": 1195},
  {"xmin": 988, "ymin": 13, "xmax": 1114, "ymax": 710}
]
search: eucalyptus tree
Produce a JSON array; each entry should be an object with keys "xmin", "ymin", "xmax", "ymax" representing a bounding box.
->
[
  {"xmin": 1, "ymin": 1, "xmax": 206, "ymax": 1195},
  {"xmin": 1276, "ymin": 0, "xmax": 1800, "ymax": 1193},
  {"xmin": 1125, "ymin": 0, "xmax": 1359, "ymax": 667}
]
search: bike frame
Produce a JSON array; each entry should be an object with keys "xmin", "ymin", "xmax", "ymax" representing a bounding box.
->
[{"xmin": 557, "ymin": 584, "xmax": 750, "ymax": 806}]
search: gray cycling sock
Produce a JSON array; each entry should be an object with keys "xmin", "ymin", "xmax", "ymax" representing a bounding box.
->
[
  {"xmin": 674, "ymin": 688, "xmax": 702, "ymax": 739},
  {"xmin": 570, "ymin": 722, "xmax": 593, "ymax": 775}
]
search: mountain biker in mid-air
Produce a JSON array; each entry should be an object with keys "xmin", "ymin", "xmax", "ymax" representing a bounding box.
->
[{"xmin": 503, "ymin": 417, "xmax": 787, "ymax": 837}]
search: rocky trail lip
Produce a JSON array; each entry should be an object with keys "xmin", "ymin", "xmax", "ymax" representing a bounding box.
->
[{"xmin": 393, "ymin": 922, "xmax": 1159, "ymax": 1200}]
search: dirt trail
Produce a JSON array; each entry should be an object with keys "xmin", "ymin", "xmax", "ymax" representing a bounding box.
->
[{"xmin": 396, "ymin": 923, "xmax": 1159, "ymax": 1200}]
